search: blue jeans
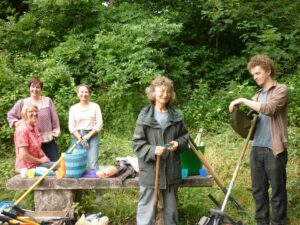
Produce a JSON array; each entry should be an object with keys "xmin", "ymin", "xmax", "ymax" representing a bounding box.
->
[{"xmin": 73, "ymin": 130, "xmax": 99, "ymax": 171}]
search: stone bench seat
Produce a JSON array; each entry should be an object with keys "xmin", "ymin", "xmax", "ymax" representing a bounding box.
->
[{"xmin": 6, "ymin": 175, "xmax": 214, "ymax": 211}]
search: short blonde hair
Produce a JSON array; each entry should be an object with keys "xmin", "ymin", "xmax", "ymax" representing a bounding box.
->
[
  {"xmin": 21, "ymin": 104, "xmax": 39, "ymax": 120},
  {"xmin": 145, "ymin": 76, "xmax": 176, "ymax": 105},
  {"xmin": 247, "ymin": 55, "xmax": 275, "ymax": 77}
]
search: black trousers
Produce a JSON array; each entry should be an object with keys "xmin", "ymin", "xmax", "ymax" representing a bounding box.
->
[
  {"xmin": 250, "ymin": 147, "xmax": 288, "ymax": 225},
  {"xmin": 42, "ymin": 140, "xmax": 60, "ymax": 161}
]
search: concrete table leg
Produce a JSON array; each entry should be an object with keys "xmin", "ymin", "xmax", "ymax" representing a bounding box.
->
[{"xmin": 34, "ymin": 190, "xmax": 75, "ymax": 211}]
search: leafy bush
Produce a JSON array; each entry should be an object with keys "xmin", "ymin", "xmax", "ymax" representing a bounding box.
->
[
  {"xmin": 286, "ymin": 68, "xmax": 300, "ymax": 127},
  {"xmin": 182, "ymin": 79, "xmax": 256, "ymax": 132}
]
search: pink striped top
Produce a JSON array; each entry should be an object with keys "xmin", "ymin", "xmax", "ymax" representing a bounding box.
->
[{"xmin": 7, "ymin": 96, "xmax": 60, "ymax": 143}]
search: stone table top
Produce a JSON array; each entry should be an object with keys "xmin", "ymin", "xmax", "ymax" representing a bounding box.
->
[{"xmin": 6, "ymin": 175, "xmax": 214, "ymax": 190}]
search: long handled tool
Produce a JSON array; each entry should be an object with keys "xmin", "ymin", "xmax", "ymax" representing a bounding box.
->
[
  {"xmin": 10, "ymin": 205, "xmax": 39, "ymax": 224},
  {"xmin": 194, "ymin": 128, "xmax": 203, "ymax": 146},
  {"xmin": 207, "ymin": 193, "xmax": 240, "ymax": 225},
  {"xmin": 1, "ymin": 210, "xmax": 36, "ymax": 225},
  {"xmin": 211, "ymin": 113, "xmax": 258, "ymax": 225},
  {"xmin": 198, "ymin": 113, "xmax": 258, "ymax": 225},
  {"xmin": 153, "ymin": 155, "xmax": 161, "ymax": 224},
  {"xmin": 0, "ymin": 214, "xmax": 19, "ymax": 225},
  {"xmin": 188, "ymin": 138, "xmax": 244, "ymax": 211}
]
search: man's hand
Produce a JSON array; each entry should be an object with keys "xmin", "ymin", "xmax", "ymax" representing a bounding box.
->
[
  {"xmin": 229, "ymin": 98, "xmax": 244, "ymax": 113},
  {"xmin": 229, "ymin": 97, "xmax": 261, "ymax": 113}
]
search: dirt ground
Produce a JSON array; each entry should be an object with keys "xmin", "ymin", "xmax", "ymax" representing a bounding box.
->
[
  {"xmin": 119, "ymin": 220, "xmax": 135, "ymax": 225},
  {"xmin": 118, "ymin": 209, "xmax": 164, "ymax": 225}
]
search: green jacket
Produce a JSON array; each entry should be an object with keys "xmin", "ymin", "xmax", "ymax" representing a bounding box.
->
[{"xmin": 132, "ymin": 104, "xmax": 189, "ymax": 189}]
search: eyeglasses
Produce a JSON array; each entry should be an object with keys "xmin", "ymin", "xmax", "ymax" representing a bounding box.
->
[
  {"xmin": 156, "ymin": 90, "xmax": 170, "ymax": 95},
  {"xmin": 27, "ymin": 110, "xmax": 39, "ymax": 113}
]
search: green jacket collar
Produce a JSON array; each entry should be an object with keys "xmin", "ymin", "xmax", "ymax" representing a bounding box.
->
[{"xmin": 137, "ymin": 104, "xmax": 183, "ymax": 127}]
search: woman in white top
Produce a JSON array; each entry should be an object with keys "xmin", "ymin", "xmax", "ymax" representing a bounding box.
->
[{"xmin": 68, "ymin": 84, "xmax": 103, "ymax": 171}]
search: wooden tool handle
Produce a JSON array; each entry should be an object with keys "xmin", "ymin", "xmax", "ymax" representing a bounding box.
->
[{"xmin": 153, "ymin": 155, "xmax": 161, "ymax": 208}]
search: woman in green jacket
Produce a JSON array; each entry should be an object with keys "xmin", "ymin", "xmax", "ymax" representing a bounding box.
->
[{"xmin": 132, "ymin": 76, "xmax": 189, "ymax": 225}]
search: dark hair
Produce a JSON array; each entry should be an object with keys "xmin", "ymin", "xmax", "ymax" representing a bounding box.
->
[
  {"xmin": 145, "ymin": 76, "xmax": 176, "ymax": 105},
  {"xmin": 247, "ymin": 55, "xmax": 275, "ymax": 77},
  {"xmin": 76, "ymin": 84, "xmax": 92, "ymax": 94},
  {"xmin": 28, "ymin": 77, "xmax": 44, "ymax": 89}
]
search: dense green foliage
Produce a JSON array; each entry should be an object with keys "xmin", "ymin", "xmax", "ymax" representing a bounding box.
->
[
  {"xmin": 1, "ymin": 0, "xmax": 299, "ymax": 149},
  {"xmin": 0, "ymin": 1, "xmax": 299, "ymax": 224}
]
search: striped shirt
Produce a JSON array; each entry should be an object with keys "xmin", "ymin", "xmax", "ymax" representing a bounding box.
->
[
  {"xmin": 7, "ymin": 96, "xmax": 60, "ymax": 143},
  {"xmin": 68, "ymin": 102, "xmax": 103, "ymax": 133}
]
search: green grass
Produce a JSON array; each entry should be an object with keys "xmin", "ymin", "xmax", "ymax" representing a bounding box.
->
[{"xmin": 1, "ymin": 128, "xmax": 299, "ymax": 225}]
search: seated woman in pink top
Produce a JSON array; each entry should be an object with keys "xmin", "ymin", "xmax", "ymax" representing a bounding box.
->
[
  {"xmin": 7, "ymin": 77, "xmax": 61, "ymax": 161},
  {"xmin": 14, "ymin": 104, "xmax": 53, "ymax": 172}
]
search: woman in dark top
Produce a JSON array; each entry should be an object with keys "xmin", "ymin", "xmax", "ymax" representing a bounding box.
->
[{"xmin": 132, "ymin": 76, "xmax": 189, "ymax": 225}]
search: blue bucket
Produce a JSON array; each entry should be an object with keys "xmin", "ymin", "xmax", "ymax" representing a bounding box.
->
[{"xmin": 65, "ymin": 148, "xmax": 88, "ymax": 178}]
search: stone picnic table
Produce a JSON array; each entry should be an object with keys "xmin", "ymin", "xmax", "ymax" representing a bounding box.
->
[{"xmin": 6, "ymin": 174, "xmax": 214, "ymax": 224}]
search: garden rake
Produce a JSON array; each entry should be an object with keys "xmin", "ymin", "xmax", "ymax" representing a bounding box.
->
[{"xmin": 197, "ymin": 112, "xmax": 258, "ymax": 225}]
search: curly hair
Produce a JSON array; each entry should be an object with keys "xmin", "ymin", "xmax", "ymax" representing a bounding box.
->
[
  {"xmin": 145, "ymin": 76, "xmax": 176, "ymax": 105},
  {"xmin": 247, "ymin": 55, "xmax": 275, "ymax": 77}
]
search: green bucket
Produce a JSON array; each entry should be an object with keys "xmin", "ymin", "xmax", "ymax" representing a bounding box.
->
[{"xmin": 180, "ymin": 144, "xmax": 205, "ymax": 176}]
